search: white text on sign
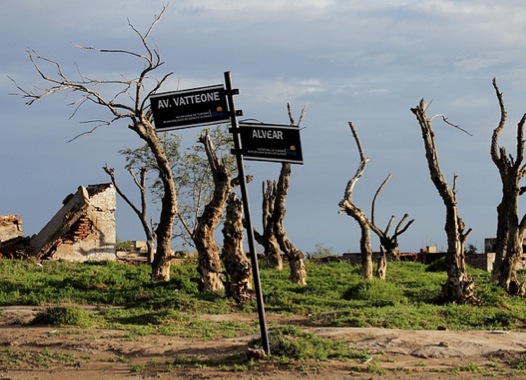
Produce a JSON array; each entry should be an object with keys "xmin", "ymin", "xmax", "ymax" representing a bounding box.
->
[
  {"xmin": 156, "ymin": 91, "xmax": 222, "ymax": 109},
  {"xmin": 252, "ymin": 129, "xmax": 284, "ymax": 139}
]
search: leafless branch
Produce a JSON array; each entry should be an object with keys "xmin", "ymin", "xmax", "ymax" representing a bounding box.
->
[
  {"xmin": 103, "ymin": 165, "xmax": 141, "ymax": 217},
  {"xmin": 287, "ymin": 102, "xmax": 307, "ymax": 126},
  {"xmin": 430, "ymin": 114, "xmax": 473, "ymax": 136},
  {"xmin": 371, "ymin": 173, "xmax": 392, "ymax": 226},
  {"xmin": 10, "ymin": 6, "xmax": 172, "ymax": 142},
  {"xmin": 341, "ymin": 122, "xmax": 369, "ymax": 204},
  {"xmin": 67, "ymin": 120, "xmax": 111, "ymax": 143}
]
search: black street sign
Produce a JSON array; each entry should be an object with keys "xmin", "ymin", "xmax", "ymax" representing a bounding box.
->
[
  {"xmin": 239, "ymin": 122, "xmax": 303, "ymax": 164},
  {"xmin": 150, "ymin": 84, "xmax": 229, "ymax": 130}
]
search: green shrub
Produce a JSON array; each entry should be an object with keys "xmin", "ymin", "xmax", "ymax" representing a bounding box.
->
[
  {"xmin": 425, "ymin": 257, "xmax": 447, "ymax": 272},
  {"xmin": 343, "ymin": 279, "xmax": 407, "ymax": 307},
  {"xmin": 30, "ymin": 305, "xmax": 96, "ymax": 327},
  {"xmin": 250, "ymin": 326, "xmax": 368, "ymax": 361}
]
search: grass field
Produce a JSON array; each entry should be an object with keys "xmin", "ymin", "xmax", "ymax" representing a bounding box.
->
[{"xmin": 0, "ymin": 257, "xmax": 525, "ymax": 335}]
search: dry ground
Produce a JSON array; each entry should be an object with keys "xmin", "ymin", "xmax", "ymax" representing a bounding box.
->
[{"xmin": 0, "ymin": 306, "xmax": 525, "ymax": 379}]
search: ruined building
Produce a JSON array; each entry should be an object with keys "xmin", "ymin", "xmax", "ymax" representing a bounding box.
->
[
  {"xmin": 0, "ymin": 215, "xmax": 24, "ymax": 242},
  {"xmin": 29, "ymin": 183, "xmax": 117, "ymax": 261},
  {"xmin": 0, "ymin": 215, "xmax": 27, "ymax": 258}
]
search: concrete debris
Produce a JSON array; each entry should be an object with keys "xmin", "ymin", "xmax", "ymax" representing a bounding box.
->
[
  {"xmin": 0, "ymin": 215, "xmax": 30, "ymax": 259},
  {"xmin": 0, "ymin": 215, "xmax": 24, "ymax": 242}
]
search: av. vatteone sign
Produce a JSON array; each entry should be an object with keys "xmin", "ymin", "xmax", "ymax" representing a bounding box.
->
[
  {"xmin": 239, "ymin": 122, "xmax": 303, "ymax": 164},
  {"xmin": 150, "ymin": 84, "xmax": 229, "ymax": 131}
]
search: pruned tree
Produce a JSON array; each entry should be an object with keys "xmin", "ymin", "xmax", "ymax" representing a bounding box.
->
[
  {"xmin": 339, "ymin": 122, "xmax": 375, "ymax": 280},
  {"xmin": 192, "ymin": 130, "xmax": 232, "ymax": 292},
  {"xmin": 490, "ymin": 79, "xmax": 526, "ymax": 295},
  {"xmin": 369, "ymin": 174, "xmax": 414, "ymax": 280},
  {"xmin": 340, "ymin": 122, "xmax": 414, "ymax": 281},
  {"xmin": 251, "ymin": 104, "xmax": 307, "ymax": 285},
  {"xmin": 117, "ymin": 126, "xmax": 243, "ymax": 292},
  {"xmin": 221, "ymin": 193, "xmax": 254, "ymax": 303},
  {"xmin": 273, "ymin": 161, "xmax": 307, "ymax": 285},
  {"xmin": 11, "ymin": 7, "xmax": 177, "ymax": 282},
  {"xmin": 253, "ymin": 180, "xmax": 283, "ymax": 270},
  {"xmin": 275, "ymin": 105, "xmax": 307, "ymax": 284},
  {"xmin": 174, "ymin": 127, "xmax": 237, "ymax": 248},
  {"xmin": 103, "ymin": 164, "xmax": 156, "ymax": 263},
  {"xmin": 411, "ymin": 100, "xmax": 477, "ymax": 304}
]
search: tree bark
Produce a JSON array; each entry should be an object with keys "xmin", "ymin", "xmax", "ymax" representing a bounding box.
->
[
  {"xmin": 339, "ymin": 122, "xmax": 374, "ymax": 280},
  {"xmin": 221, "ymin": 193, "xmax": 254, "ymax": 304},
  {"xmin": 411, "ymin": 100, "xmax": 477, "ymax": 304},
  {"xmin": 376, "ymin": 247, "xmax": 387, "ymax": 280},
  {"xmin": 132, "ymin": 119, "xmax": 177, "ymax": 282},
  {"xmin": 490, "ymin": 79, "xmax": 526, "ymax": 295},
  {"xmin": 273, "ymin": 163, "xmax": 307, "ymax": 285},
  {"xmin": 193, "ymin": 131, "xmax": 230, "ymax": 292},
  {"xmin": 255, "ymin": 180, "xmax": 283, "ymax": 270},
  {"xmin": 369, "ymin": 174, "xmax": 414, "ymax": 279}
]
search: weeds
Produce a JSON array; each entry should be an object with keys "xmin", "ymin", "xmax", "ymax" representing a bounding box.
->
[
  {"xmin": 30, "ymin": 305, "xmax": 98, "ymax": 327},
  {"xmin": 249, "ymin": 326, "xmax": 369, "ymax": 362},
  {"xmin": 0, "ymin": 258, "xmax": 525, "ymax": 368},
  {"xmin": 0, "ymin": 347, "xmax": 80, "ymax": 369}
]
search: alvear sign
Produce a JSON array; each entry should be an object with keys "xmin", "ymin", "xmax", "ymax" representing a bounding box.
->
[
  {"xmin": 239, "ymin": 122, "xmax": 303, "ymax": 164},
  {"xmin": 150, "ymin": 84, "xmax": 229, "ymax": 131}
]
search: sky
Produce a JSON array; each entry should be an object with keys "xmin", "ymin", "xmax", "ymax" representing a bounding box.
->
[{"xmin": 3, "ymin": 0, "xmax": 526, "ymax": 255}]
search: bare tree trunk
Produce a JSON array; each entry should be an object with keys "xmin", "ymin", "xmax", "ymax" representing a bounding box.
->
[
  {"xmin": 222, "ymin": 193, "xmax": 254, "ymax": 304},
  {"xmin": 146, "ymin": 239, "xmax": 155, "ymax": 264},
  {"xmin": 259, "ymin": 180, "xmax": 283, "ymax": 269},
  {"xmin": 490, "ymin": 79, "xmax": 526, "ymax": 294},
  {"xmin": 273, "ymin": 163, "xmax": 307, "ymax": 285},
  {"xmin": 369, "ymin": 174, "xmax": 414, "ymax": 279},
  {"xmin": 376, "ymin": 247, "xmax": 387, "ymax": 280},
  {"xmin": 103, "ymin": 165, "xmax": 157, "ymax": 264},
  {"xmin": 411, "ymin": 100, "xmax": 477, "ymax": 304},
  {"xmin": 339, "ymin": 122, "xmax": 375, "ymax": 280},
  {"xmin": 194, "ymin": 131, "xmax": 230, "ymax": 292},
  {"xmin": 133, "ymin": 120, "xmax": 177, "ymax": 282},
  {"xmin": 359, "ymin": 223, "xmax": 374, "ymax": 280}
]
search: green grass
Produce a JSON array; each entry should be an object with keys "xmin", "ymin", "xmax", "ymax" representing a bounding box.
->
[
  {"xmin": 2, "ymin": 257, "xmax": 526, "ymax": 374},
  {"xmin": 249, "ymin": 325, "xmax": 369, "ymax": 361},
  {"xmin": 0, "ymin": 347, "xmax": 81, "ymax": 369},
  {"xmin": 0, "ymin": 258, "xmax": 525, "ymax": 335}
]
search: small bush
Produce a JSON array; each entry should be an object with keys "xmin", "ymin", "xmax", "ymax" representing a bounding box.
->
[
  {"xmin": 250, "ymin": 326, "xmax": 368, "ymax": 361},
  {"xmin": 31, "ymin": 305, "xmax": 96, "ymax": 327},
  {"xmin": 426, "ymin": 257, "xmax": 447, "ymax": 272},
  {"xmin": 343, "ymin": 279, "xmax": 407, "ymax": 307}
]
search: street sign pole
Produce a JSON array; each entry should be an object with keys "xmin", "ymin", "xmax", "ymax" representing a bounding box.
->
[{"xmin": 224, "ymin": 71, "xmax": 270, "ymax": 354}]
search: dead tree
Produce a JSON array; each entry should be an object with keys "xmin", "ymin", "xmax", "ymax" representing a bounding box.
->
[
  {"xmin": 369, "ymin": 174, "xmax": 414, "ymax": 280},
  {"xmin": 221, "ymin": 193, "xmax": 254, "ymax": 303},
  {"xmin": 103, "ymin": 165, "xmax": 156, "ymax": 263},
  {"xmin": 273, "ymin": 162, "xmax": 307, "ymax": 285},
  {"xmin": 253, "ymin": 180, "xmax": 283, "ymax": 270},
  {"xmin": 193, "ymin": 130, "xmax": 231, "ymax": 292},
  {"xmin": 411, "ymin": 100, "xmax": 477, "ymax": 304},
  {"xmin": 339, "ymin": 122, "xmax": 375, "ymax": 280},
  {"xmin": 490, "ymin": 79, "xmax": 526, "ymax": 295},
  {"xmin": 251, "ymin": 104, "xmax": 306, "ymax": 285},
  {"xmin": 271, "ymin": 104, "xmax": 307, "ymax": 285},
  {"xmin": 12, "ymin": 8, "xmax": 177, "ymax": 282}
]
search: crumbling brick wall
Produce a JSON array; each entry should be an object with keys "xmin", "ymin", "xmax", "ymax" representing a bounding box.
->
[
  {"xmin": 0, "ymin": 215, "xmax": 24, "ymax": 243},
  {"xmin": 30, "ymin": 184, "xmax": 117, "ymax": 262}
]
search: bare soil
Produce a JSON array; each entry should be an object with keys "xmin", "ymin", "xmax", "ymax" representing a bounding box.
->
[{"xmin": 0, "ymin": 306, "xmax": 525, "ymax": 379}]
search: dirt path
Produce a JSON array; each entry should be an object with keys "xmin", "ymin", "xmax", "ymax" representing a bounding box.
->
[{"xmin": 0, "ymin": 307, "xmax": 525, "ymax": 379}]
